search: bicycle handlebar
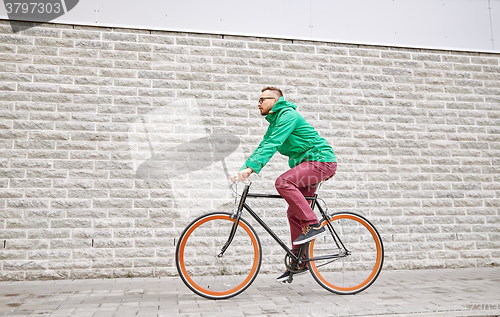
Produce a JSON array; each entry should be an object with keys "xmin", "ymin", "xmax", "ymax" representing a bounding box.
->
[{"xmin": 230, "ymin": 174, "xmax": 252, "ymax": 185}]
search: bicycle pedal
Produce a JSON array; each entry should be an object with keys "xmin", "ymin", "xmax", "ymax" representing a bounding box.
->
[{"xmin": 286, "ymin": 275, "xmax": 294, "ymax": 283}]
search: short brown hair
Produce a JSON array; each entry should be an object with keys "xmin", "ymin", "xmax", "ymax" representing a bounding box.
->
[{"xmin": 261, "ymin": 86, "xmax": 283, "ymax": 98}]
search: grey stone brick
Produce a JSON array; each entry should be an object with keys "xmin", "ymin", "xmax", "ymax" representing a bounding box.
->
[
  {"xmin": 247, "ymin": 42, "xmax": 281, "ymax": 51},
  {"xmin": 92, "ymin": 239, "xmax": 133, "ymax": 249},
  {"xmin": 51, "ymin": 200, "xmax": 91, "ymax": 209},
  {"xmin": 24, "ymin": 189, "xmax": 66, "ymax": 199},
  {"xmin": 175, "ymin": 37, "xmax": 210, "ymax": 47},
  {"xmin": 51, "ymin": 219, "xmax": 92, "ymax": 229}
]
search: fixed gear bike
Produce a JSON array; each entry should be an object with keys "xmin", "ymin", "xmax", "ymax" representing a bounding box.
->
[{"xmin": 175, "ymin": 179, "xmax": 384, "ymax": 300}]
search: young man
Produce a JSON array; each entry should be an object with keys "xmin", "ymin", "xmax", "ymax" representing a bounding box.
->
[{"xmin": 233, "ymin": 87, "xmax": 337, "ymax": 282}]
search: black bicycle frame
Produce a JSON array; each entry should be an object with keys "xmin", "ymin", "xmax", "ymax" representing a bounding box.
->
[{"xmin": 221, "ymin": 182, "xmax": 348, "ymax": 263}]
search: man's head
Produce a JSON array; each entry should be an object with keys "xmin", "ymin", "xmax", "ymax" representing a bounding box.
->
[{"xmin": 258, "ymin": 87, "xmax": 283, "ymax": 116}]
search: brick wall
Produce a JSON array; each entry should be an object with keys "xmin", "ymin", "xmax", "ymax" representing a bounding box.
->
[{"xmin": 0, "ymin": 20, "xmax": 499, "ymax": 280}]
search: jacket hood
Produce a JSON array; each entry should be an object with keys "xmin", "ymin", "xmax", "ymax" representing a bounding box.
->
[{"xmin": 266, "ymin": 97, "xmax": 297, "ymax": 122}]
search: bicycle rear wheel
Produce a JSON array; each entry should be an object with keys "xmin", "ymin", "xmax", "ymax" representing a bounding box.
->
[
  {"xmin": 308, "ymin": 212, "xmax": 384, "ymax": 295},
  {"xmin": 175, "ymin": 212, "xmax": 262, "ymax": 300}
]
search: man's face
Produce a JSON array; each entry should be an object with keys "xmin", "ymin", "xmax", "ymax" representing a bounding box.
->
[{"xmin": 258, "ymin": 91, "xmax": 277, "ymax": 116}]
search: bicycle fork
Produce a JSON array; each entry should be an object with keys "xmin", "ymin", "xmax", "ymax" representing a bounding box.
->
[
  {"xmin": 218, "ymin": 182, "xmax": 250, "ymax": 258},
  {"xmin": 218, "ymin": 216, "xmax": 240, "ymax": 258}
]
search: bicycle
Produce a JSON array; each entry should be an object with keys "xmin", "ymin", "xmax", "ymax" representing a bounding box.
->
[{"xmin": 175, "ymin": 179, "xmax": 384, "ymax": 300}]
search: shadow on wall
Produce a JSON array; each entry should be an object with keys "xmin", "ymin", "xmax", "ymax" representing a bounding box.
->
[
  {"xmin": 135, "ymin": 134, "xmax": 241, "ymax": 180},
  {"xmin": 128, "ymin": 100, "xmax": 241, "ymax": 182}
]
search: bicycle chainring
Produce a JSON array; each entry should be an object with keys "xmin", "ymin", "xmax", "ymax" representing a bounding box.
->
[{"xmin": 284, "ymin": 253, "xmax": 305, "ymax": 273}]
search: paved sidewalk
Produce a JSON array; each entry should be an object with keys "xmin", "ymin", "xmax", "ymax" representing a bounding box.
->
[{"xmin": 0, "ymin": 267, "xmax": 499, "ymax": 317}]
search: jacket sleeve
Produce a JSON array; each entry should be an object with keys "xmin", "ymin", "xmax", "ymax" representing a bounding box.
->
[{"xmin": 240, "ymin": 110, "xmax": 297, "ymax": 174}]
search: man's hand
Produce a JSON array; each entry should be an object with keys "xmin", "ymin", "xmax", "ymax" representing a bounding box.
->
[{"xmin": 231, "ymin": 167, "xmax": 254, "ymax": 182}]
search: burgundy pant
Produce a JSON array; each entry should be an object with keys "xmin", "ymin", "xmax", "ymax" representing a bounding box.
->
[{"xmin": 275, "ymin": 161, "xmax": 337, "ymax": 246}]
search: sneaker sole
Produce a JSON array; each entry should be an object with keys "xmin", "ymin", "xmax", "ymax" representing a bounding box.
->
[
  {"xmin": 276, "ymin": 269, "xmax": 309, "ymax": 283},
  {"xmin": 276, "ymin": 276, "xmax": 289, "ymax": 283},
  {"xmin": 292, "ymin": 229, "xmax": 326, "ymax": 245}
]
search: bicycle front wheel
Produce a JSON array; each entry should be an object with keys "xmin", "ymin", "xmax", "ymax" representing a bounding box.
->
[
  {"xmin": 175, "ymin": 212, "xmax": 262, "ymax": 300},
  {"xmin": 308, "ymin": 212, "xmax": 384, "ymax": 295}
]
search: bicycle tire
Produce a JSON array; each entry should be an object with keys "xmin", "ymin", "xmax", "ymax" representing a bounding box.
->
[
  {"xmin": 175, "ymin": 212, "xmax": 262, "ymax": 300},
  {"xmin": 308, "ymin": 212, "xmax": 384, "ymax": 295}
]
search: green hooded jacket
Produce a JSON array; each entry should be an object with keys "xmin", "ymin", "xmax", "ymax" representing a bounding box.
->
[{"xmin": 241, "ymin": 97, "xmax": 336, "ymax": 174}]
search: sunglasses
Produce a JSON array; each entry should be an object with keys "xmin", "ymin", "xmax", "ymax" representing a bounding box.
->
[{"xmin": 258, "ymin": 97, "xmax": 276, "ymax": 104}]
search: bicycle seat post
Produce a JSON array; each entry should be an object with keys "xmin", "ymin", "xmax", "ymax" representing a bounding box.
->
[
  {"xmin": 314, "ymin": 180, "xmax": 325, "ymax": 195},
  {"xmin": 307, "ymin": 181, "xmax": 325, "ymax": 212},
  {"xmin": 314, "ymin": 172, "xmax": 335, "ymax": 196}
]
